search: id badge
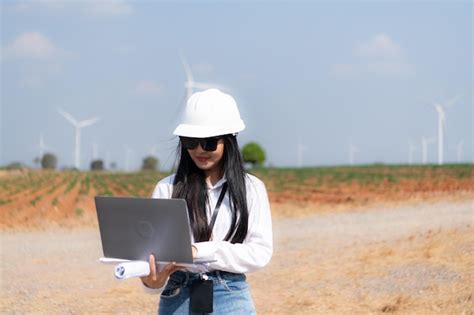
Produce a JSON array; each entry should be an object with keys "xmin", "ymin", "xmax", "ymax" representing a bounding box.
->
[{"xmin": 190, "ymin": 279, "xmax": 213, "ymax": 313}]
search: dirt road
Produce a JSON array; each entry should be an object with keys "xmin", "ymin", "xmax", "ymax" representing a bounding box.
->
[{"xmin": 1, "ymin": 200, "xmax": 473, "ymax": 314}]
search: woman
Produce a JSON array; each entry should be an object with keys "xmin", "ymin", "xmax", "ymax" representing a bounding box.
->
[{"xmin": 141, "ymin": 89, "xmax": 273, "ymax": 314}]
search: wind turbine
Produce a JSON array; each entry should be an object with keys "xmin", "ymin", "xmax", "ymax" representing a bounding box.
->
[
  {"xmin": 432, "ymin": 95, "xmax": 460, "ymax": 165},
  {"xmin": 148, "ymin": 144, "xmax": 158, "ymax": 157},
  {"xmin": 106, "ymin": 150, "xmax": 111, "ymax": 170},
  {"xmin": 35, "ymin": 133, "xmax": 50, "ymax": 168},
  {"xmin": 297, "ymin": 144, "xmax": 308, "ymax": 168},
  {"xmin": 421, "ymin": 137, "xmax": 436, "ymax": 164},
  {"xmin": 180, "ymin": 53, "xmax": 222, "ymax": 100},
  {"xmin": 456, "ymin": 140, "xmax": 464, "ymax": 163},
  {"xmin": 349, "ymin": 144, "xmax": 358, "ymax": 166},
  {"xmin": 58, "ymin": 108, "xmax": 100, "ymax": 170},
  {"xmin": 123, "ymin": 145, "xmax": 135, "ymax": 172},
  {"xmin": 38, "ymin": 133, "xmax": 48, "ymax": 159}
]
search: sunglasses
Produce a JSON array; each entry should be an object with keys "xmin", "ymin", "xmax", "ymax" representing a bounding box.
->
[{"xmin": 180, "ymin": 136, "xmax": 223, "ymax": 152}]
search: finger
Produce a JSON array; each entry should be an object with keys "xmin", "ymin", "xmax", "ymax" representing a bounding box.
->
[{"xmin": 149, "ymin": 254, "xmax": 157, "ymax": 280}]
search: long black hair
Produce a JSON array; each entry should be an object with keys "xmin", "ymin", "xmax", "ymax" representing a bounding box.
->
[{"xmin": 172, "ymin": 134, "xmax": 249, "ymax": 244}]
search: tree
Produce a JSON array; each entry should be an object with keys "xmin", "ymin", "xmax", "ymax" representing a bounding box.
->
[
  {"xmin": 90, "ymin": 159, "xmax": 104, "ymax": 171},
  {"xmin": 6, "ymin": 162, "xmax": 27, "ymax": 170},
  {"xmin": 41, "ymin": 153, "xmax": 57, "ymax": 170},
  {"xmin": 242, "ymin": 142, "xmax": 266, "ymax": 168},
  {"xmin": 142, "ymin": 156, "xmax": 159, "ymax": 171}
]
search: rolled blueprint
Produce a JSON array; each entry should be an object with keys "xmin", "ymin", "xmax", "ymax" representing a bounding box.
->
[{"xmin": 114, "ymin": 261, "xmax": 150, "ymax": 280}]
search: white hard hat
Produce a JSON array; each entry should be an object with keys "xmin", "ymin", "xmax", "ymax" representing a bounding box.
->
[{"xmin": 173, "ymin": 88, "xmax": 245, "ymax": 138}]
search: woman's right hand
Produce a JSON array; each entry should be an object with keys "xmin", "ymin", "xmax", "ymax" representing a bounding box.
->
[{"xmin": 140, "ymin": 254, "xmax": 180, "ymax": 289}]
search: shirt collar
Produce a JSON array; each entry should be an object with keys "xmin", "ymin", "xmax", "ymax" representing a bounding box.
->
[{"xmin": 207, "ymin": 175, "xmax": 227, "ymax": 190}]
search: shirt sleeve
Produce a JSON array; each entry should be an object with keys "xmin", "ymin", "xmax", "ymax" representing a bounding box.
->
[
  {"xmin": 141, "ymin": 280, "xmax": 165, "ymax": 294},
  {"xmin": 193, "ymin": 175, "xmax": 273, "ymax": 273},
  {"xmin": 151, "ymin": 175, "xmax": 174, "ymax": 199}
]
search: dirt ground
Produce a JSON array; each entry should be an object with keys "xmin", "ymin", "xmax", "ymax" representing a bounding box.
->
[{"xmin": 1, "ymin": 199, "xmax": 473, "ymax": 314}]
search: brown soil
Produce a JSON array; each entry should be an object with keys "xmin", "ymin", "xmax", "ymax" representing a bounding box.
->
[
  {"xmin": 1, "ymin": 169, "xmax": 473, "ymax": 230},
  {"xmin": 0, "ymin": 173, "xmax": 62, "ymax": 209},
  {"xmin": 1, "ymin": 169, "xmax": 472, "ymax": 313},
  {"xmin": 1, "ymin": 200, "xmax": 472, "ymax": 314}
]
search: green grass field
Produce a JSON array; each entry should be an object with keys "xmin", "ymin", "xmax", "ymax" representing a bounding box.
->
[
  {"xmin": 1, "ymin": 163, "xmax": 472, "ymax": 197},
  {"xmin": 0, "ymin": 164, "xmax": 472, "ymax": 227},
  {"xmin": 250, "ymin": 164, "xmax": 473, "ymax": 192}
]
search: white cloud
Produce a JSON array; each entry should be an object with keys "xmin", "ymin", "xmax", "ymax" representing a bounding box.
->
[
  {"xmin": 331, "ymin": 61, "xmax": 414, "ymax": 78},
  {"xmin": 84, "ymin": 0, "xmax": 133, "ymax": 17},
  {"xmin": 2, "ymin": 32, "xmax": 68, "ymax": 89},
  {"xmin": 12, "ymin": 0, "xmax": 133, "ymax": 17},
  {"xmin": 332, "ymin": 34, "xmax": 414, "ymax": 78},
  {"xmin": 132, "ymin": 81, "xmax": 164, "ymax": 98},
  {"xmin": 355, "ymin": 34, "xmax": 402, "ymax": 59},
  {"xmin": 3, "ymin": 32, "xmax": 58, "ymax": 60},
  {"xmin": 12, "ymin": 0, "xmax": 68, "ymax": 12}
]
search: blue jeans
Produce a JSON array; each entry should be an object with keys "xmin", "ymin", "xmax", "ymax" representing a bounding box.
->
[{"xmin": 158, "ymin": 270, "xmax": 256, "ymax": 315}]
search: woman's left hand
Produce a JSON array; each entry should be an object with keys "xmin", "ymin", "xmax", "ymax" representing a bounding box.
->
[{"xmin": 140, "ymin": 254, "xmax": 180, "ymax": 289}]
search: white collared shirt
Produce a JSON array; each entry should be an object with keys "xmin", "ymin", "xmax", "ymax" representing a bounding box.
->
[{"xmin": 151, "ymin": 173, "xmax": 273, "ymax": 274}]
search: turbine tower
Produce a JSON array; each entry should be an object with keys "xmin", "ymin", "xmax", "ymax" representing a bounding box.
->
[
  {"xmin": 349, "ymin": 144, "xmax": 358, "ymax": 166},
  {"xmin": 58, "ymin": 108, "xmax": 100, "ymax": 170},
  {"xmin": 421, "ymin": 137, "xmax": 436, "ymax": 164},
  {"xmin": 297, "ymin": 144, "xmax": 308, "ymax": 168},
  {"xmin": 432, "ymin": 95, "xmax": 460, "ymax": 165},
  {"xmin": 180, "ymin": 53, "xmax": 221, "ymax": 100},
  {"xmin": 123, "ymin": 145, "xmax": 135, "ymax": 172},
  {"xmin": 148, "ymin": 144, "xmax": 158, "ymax": 157},
  {"xmin": 106, "ymin": 150, "xmax": 111, "ymax": 170},
  {"xmin": 39, "ymin": 133, "xmax": 48, "ymax": 159},
  {"xmin": 456, "ymin": 140, "xmax": 464, "ymax": 163}
]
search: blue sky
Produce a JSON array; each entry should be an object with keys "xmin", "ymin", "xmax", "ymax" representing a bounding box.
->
[{"xmin": 1, "ymin": 1, "xmax": 472, "ymax": 170}]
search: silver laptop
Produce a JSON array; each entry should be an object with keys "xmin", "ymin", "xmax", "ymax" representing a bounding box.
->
[{"xmin": 95, "ymin": 196, "xmax": 207, "ymax": 264}]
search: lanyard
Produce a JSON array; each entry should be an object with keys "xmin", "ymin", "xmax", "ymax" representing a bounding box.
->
[{"xmin": 208, "ymin": 182, "xmax": 228, "ymax": 239}]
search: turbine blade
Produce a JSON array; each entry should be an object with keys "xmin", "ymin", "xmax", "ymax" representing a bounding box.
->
[
  {"xmin": 180, "ymin": 52, "xmax": 194, "ymax": 82},
  {"xmin": 433, "ymin": 103, "xmax": 443, "ymax": 112},
  {"xmin": 58, "ymin": 108, "xmax": 78, "ymax": 126},
  {"xmin": 39, "ymin": 133, "xmax": 49, "ymax": 150},
  {"xmin": 78, "ymin": 117, "xmax": 100, "ymax": 128},
  {"xmin": 192, "ymin": 82, "xmax": 223, "ymax": 90},
  {"xmin": 445, "ymin": 94, "xmax": 461, "ymax": 108}
]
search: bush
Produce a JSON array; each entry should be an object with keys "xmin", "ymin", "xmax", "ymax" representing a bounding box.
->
[
  {"xmin": 41, "ymin": 153, "xmax": 57, "ymax": 170},
  {"xmin": 90, "ymin": 160, "xmax": 104, "ymax": 171},
  {"xmin": 142, "ymin": 156, "xmax": 159, "ymax": 171},
  {"xmin": 5, "ymin": 162, "xmax": 28, "ymax": 170},
  {"xmin": 242, "ymin": 142, "xmax": 266, "ymax": 168}
]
